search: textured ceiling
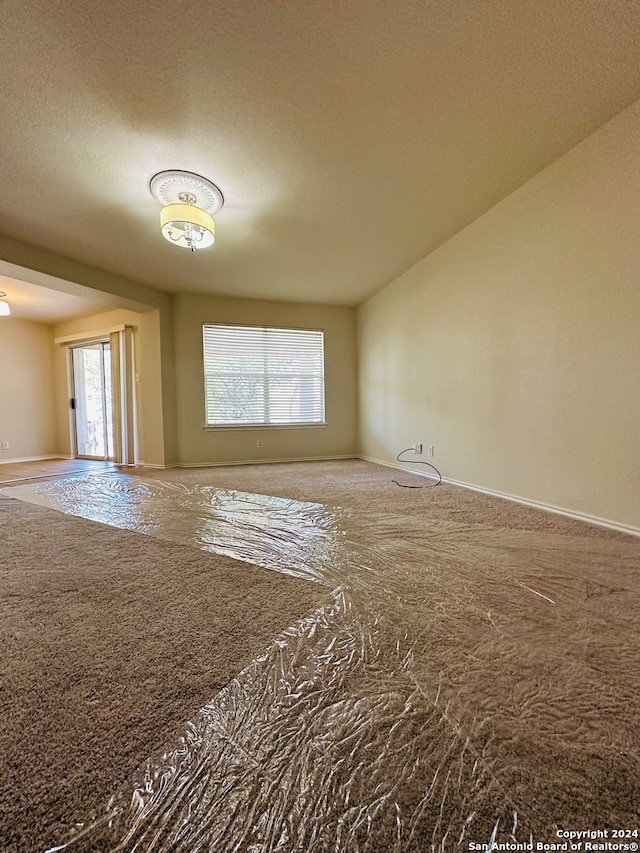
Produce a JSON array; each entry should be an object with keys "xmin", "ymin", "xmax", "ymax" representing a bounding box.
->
[{"xmin": 0, "ymin": 0, "xmax": 639, "ymax": 307}]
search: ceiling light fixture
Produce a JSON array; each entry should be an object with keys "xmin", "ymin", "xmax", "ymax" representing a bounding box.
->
[
  {"xmin": 0, "ymin": 291, "xmax": 11, "ymax": 316},
  {"xmin": 149, "ymin": 170, "xmax": 224, "ymax": 252}
]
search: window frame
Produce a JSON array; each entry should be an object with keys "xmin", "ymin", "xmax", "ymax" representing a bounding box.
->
[{"xmin": 202, "ymin": 322, "xmax": 327, "ymax": 430}]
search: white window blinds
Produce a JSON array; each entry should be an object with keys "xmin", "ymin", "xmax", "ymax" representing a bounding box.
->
[{"xmin": 203, "ymin": 324, "xmax": 325, "ymax": 427}]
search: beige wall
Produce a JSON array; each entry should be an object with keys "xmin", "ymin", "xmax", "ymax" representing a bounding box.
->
[
  {"xmin": 358, "ymin": 99, "xmax": 640, "ymax": 531},
  {"xmin": 53, "ymin": 308, "xmax": 166, "ymax": 466},
  {"xmin": 174, "ymin": 293, "xmax": 358, "ymax": 465},
  {"xmin": 0, "ymin": 317, "xmax": 58, "ymax": 462},
  {"xmin": 137, "ymin": 309, "xmax": 168, "ymax": 466}
]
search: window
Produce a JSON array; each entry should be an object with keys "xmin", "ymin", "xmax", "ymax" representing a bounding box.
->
[{"xmin": 203, "ymin": 324, "xmax": 325, "ymax": 427}]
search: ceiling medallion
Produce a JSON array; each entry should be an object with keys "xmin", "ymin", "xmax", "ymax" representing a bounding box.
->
[{"xmin": 149, "ymin": 170, "xmax": 224, "ymax": 252}]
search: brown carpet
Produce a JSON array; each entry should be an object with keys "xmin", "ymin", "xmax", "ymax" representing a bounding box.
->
[
  {"xmin": 0, "ymin": 495, "xmax": 327, "ymax": 853},
  {"xmin": 94, "ymin": 459, "xmax": 638, "ymax": 848},
  {"xmin": 138, "ymin": 458, "xmax": 632, "ymax": 540},
  {"xmin": 4, "ymin": 461, "xmax": 640, "ymax": 850}
]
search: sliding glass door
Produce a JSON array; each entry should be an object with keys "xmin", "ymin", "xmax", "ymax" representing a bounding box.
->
[{"xmin": 71, "ymin": 342, "xmax": 114, "ymax": 460}]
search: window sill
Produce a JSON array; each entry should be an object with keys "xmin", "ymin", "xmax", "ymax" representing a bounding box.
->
[{"xmin": 203, "ymin": 423, "xmax": 327, "ymax": 432}]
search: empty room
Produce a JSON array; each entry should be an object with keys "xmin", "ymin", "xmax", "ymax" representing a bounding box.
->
[{"xmin": 1, "ymin": 1, "xmax": 639, "ymax": 851}]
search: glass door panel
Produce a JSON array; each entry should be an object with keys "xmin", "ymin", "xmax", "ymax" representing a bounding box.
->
[{"xmin": 72, "ymin": 342, "xmax": 114, "ymax": 460}]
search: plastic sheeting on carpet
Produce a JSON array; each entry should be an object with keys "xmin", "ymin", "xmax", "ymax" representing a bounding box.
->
[{"xmin": 8, "ymin": 474, "xmax": 640, "ymax": 852}]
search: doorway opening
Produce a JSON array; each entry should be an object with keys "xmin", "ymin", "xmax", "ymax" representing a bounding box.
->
[{"xmin": 71, "ymin": 341, "xmax": 114, "ymax": 460}]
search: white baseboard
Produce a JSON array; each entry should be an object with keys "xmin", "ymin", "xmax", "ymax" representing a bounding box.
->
[
  {"xmin": 134, "ymin": 462, "xmax": 169, "ymax": 469},
  {"xmin": 359, "ymin": 455, "xmax": 640, "ymax": 538},
  {"xmin": 174, "ymin": 454, "xmax": 357, "ymax": 469},
  {"xmin": 0, "ymin": 454, "xmax": 67, "ymax": 466}
]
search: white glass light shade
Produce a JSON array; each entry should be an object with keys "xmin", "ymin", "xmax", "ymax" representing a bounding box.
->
[
  {"xmin": 160, "ymin": 203, "xmax": 215, "ymax": 251},
  {"xmin": 0, "ymin": 301, "xmax": 10, "ymax": 316}
]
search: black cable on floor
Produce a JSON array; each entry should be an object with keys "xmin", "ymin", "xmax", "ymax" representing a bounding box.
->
[{"xmin": 392, "ymin": 448, "xmax": 442, "ymax": 489}]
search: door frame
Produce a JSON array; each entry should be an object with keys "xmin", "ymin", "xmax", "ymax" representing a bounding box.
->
[{"xmin": 62, "ymin": 324, "xmax": 138, "ymax": 467}]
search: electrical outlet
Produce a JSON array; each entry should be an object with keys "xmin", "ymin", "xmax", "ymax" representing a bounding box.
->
[
  {"xmin": 257, "ymin": 439, "xmax": 263, "ymax": 448},
  {"xmin": 428, "ymin": 445, "xmax": 434, "ymax": 457},
  {"xmin": 413, "ymin": 443, "xmax": 422, "ymax": 454},
  {"xmin": 1, "ymin": 441, "xmax": 9, "ymax": 450}
]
